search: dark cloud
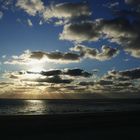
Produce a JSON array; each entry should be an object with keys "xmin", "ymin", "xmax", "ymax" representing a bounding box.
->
[
  {"xmin": 97, "ymin": 80, "xmax": 113, "ymax": 86},
  {"xmin": 71, "ymin": 45, "xmax": 97, "ymax": 57},
  {"xmin": 119, "ymin": 68, "xmax": 140, "ymax": 79},
  {"xmin": 46, "ymin": 51, "xmax": 81, "ymax": 62},
  {"xmin": 36, "ymin": 75, "xmax": 73, "ymax": 84},
  {"xmin": 30, "ymin": 51, "xmax": 46, "ymax": 59},
  {"xmin": 8, "ymin": 68, "xmax": 92, "ymax": 84},
  {"xmin": 78, "ymin": 81, "xmax": 94, "ymax": 86},
  {"xmin": 5, "ymin": 50, "xmax": 81, "ymax": 65},
  {"xmin": 39, "ymin": 68, "xmax": 92, "ymax": 77},
  {"xmin": 104, "ymin": 74, "xmax": 130, "ymax": 81},
  {"xmin": 60, "ymin": 20, "xmax": 102, "ymax": 42},
  {"xmin": 30, "ymin": 51, "xmax": 81, "ymax": 61},
  {"xmin": 40, "ymin": 70, "xmax": 62, "ymax": 76},
  {"xmin": 104, "ymin": 68, "xmax": 140, "ymax": 80},
  {"xmin": 125, "ymin": 0, "xmax": 140, "ymax": 5},
  {"xmin": 63, "ymin": 68, "xmax": 92, "ymax": 77},
  {"xmin": 0, "ymin": 82, "xmax": 12, "ymax": 86},
  {"xmin": 92, "ymin": 68, "xmax": 140, "ymax": 92},
  {"xmin": 115, "ymin": 82, "xmax": 132, "ymax": 87}
]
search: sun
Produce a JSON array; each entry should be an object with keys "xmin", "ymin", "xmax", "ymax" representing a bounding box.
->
[
  {"xmin": 25, "ymin": 59, "xmax": 46, "ymax": 73},
  {"xmin": 29, "ymin": 66, "xmax": 45, "ymax": 73}
]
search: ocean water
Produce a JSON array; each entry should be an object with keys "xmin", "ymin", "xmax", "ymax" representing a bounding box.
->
[{"xmin": 0, "ymin": 99, "xmax": 140, "ymax": 115}]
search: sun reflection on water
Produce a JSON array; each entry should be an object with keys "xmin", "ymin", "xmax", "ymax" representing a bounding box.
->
[
  {"xmin": 19, "ymin": 100, "xmax": 46, "ymax": 115},
  {"xmin": 26, "ymin": 100, "xmax": 44, "ymax": 104}
]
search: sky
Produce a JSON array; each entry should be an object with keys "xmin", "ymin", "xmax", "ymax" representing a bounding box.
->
[{"xmin": 0, "ymin": 0, "xmax": 140, "ymax": 99}]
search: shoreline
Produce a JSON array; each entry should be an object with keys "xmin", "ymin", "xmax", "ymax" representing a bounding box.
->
[
  {"xmin": 0, "ymin": 111, "xmax": 140, "ymax": 130},
  {"xmin": 0, "ymin": 111, "xmax": 140, "ymax": 139}
]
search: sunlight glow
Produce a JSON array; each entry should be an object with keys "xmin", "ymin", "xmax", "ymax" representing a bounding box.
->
[{"xmin": 27, "ymin": 60, "xmax": 46, "ymax": 73}]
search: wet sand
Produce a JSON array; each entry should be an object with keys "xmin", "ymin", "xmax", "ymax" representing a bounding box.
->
[{"xmin": 0, "ymin": 111, "xmax": 140, "ymax": 139}]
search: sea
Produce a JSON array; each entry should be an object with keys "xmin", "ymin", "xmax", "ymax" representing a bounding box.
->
[{"xmin": 0, "ymin": 99, "xmax": 140, "ymax": 115}]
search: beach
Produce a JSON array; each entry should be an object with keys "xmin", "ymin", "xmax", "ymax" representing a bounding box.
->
[{"xmin": 1, "ymin": 111, "xmax": 140, "ymax": 139}]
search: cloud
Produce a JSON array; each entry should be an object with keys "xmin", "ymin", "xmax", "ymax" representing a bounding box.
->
[
  {"xmin": 104, "ymin": 68, "xmax": 140, "ymax": 80},
  {"xmin": 29, "ymin": 68, "xmax": 92, "ymax": 78},
  {"xmin": 101, "ymin": 18, "xmax": 140, "ymax": 58},
  {"xmin": 6, "ymin": 68, "xmax": 92, "ymax": 85},
  {"xmin": 119, "ymin": 68, "xmax": 140, "ymax": 79},
  {"xmin": 8, "ymin": 67, "xmax": 138, "ymax": 93},
  {"xmin": 9, "ymin": 74, "xmax": 19, "ymax": 79},
  {"xmin": 61, "ymin": 17, "xmax": 140, "ymax": 58},
  {"xmin": 4, "ymin": 50, "xmax": 33, "ymax": 65},
  {"xmin": 71, "ymin": 45, "xmax": 97, "ymax": 57},
  {"xmin": 0, "ymin": 11, "xmax": 3, "ymax": 19},
  {"xmin": 29, "ymin": 51, "xmax": 81, "ymax": 63},
  {"xmin": 42, "ymin": 2, "xmax": 91, "ymax": 21},
  {"xmin": 63, "ymin": 68, "xmax": 92, "ymax": 77},
  {"xmin": 27, "ymin": 19, "xmax": 33, "ymax": 26},
  {"xmin": 16, "ymin": 0, "xmax": 44, "ymax": 16},
  {"xmin": 45, "ymin": 51, "xmax": 81, "ymax": 62},
  {"xmin": 125, "ymin": 0, "xmax": 140, "ymax": 5},
  {"xmin": 4, "ymin": 1, "xmax": 140, "ymax": 59},
  {"xmin": 113, "ymin": 1, "xmax": 140, "ymax": 20},
  {"xmin": 96, "ymin": 45, "xmax": 119, "ymax": 61},
  {"xmin": 78, "ymin": 81, "xmax": 94, "ymax": 86},
  {"xmin": 103, "ymin": 2, "xmax": 119, "ymax": 9},
  {"xmin": 60, "ymin": 20, "xmax": 102, "ymax": 42},
  {"xmin": 88, "ymin": 67, "xmax": 140, "ymax": 94},
  {"xmin": 115, "ymin": 82, "xmax": 132, "ymax": 87},
  {"xmin": 0, "ymin": 0, "xmax": 13, "ymax": 10},
  {"xmin": 5, "ymin": 45, "xmax": 118, "ymax": 65},
  {"xmin": 70, "ymin": 45, "xmax": 119, "ymax": 61},
  {"xmin": 2, "ymin": 55, "xmax": 6, "ymax": 59},
  {"xmin": 1, "ymin": 67, "xmax": 140, "ymax": 98},
  {"xmin": 97, "ymin": 79, "xmax": 113, "ymax": 86},
  {"xmin": 36, "ymin": 75, "xmax": 73, "ymax": 84},
  {"xmin": 1, "ymin": 0, "xmax": 140, "ymax": 59},
  {"xmin": 4, "ymin": 50, "xmax": 81, "ymax": 65},
  {"xmin": 15, "ymin": 1, "xmax": 91, "ymax": 25},
  {"xmin": 29, "ymin": 51, "xmax": 46, "ymax": 59},
  {"xmin": 40, "ymin": 70, "xmax": 62, "ymax": 76}
]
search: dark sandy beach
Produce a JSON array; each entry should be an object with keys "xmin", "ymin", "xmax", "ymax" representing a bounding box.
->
[{"xmin": 1, "ymin": 111, "xmax": 140, "ymax": 140}]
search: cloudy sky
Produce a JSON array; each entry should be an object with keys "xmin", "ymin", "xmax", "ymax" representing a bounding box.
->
[{"xmin": 0, "ymin": 0, "xmax": 140, "ymax": 99}]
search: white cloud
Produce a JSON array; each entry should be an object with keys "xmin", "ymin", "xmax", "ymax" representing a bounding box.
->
[
  {"xmin": 103, "ymin": 2, "xmax": 119, "ymax": 9},
  {"xmin": 15, "ymin": 1, "xmax": 91, "ymax": 26},
  {"xmin": 0, "ymin": 11, "xmax": 3, "ymax": 19},
  {"xmin": 70, "ymin": 45, "xmax": 119, "ymax": 61},
  {"xmin": 39, "ymin": 20, "xmax": 43, "ymax": 25},
  {"xmin": 2, "ymin": 55, "xmax": 6, "ymax": 58},
  {"xmin": 16, "ymin": 0, "xmax": 44, "ymax": 16},
  {"xmin": 27, "ymin": 19, "xmax": 33, "ymax": 26},
  {"xmin": 42, "ymin": 2, "xmax": 91, "ymax": 21}
]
